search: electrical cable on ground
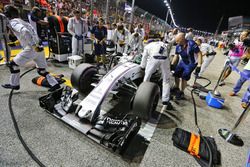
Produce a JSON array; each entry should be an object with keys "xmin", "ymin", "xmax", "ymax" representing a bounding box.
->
[
  {"xmin": 8, "ymin": 67, "xmax": 46, "ymax": 167},
  {"xmin": 190, "ymin": 76, "xmax": 213, "ymax": 167}
]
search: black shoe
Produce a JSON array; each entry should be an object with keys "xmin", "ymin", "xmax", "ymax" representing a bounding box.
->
[
  {"xmin": 176, "ymin": 91, "xmax": 185, "ymax": 100},
  {"xmin": 2, "ymin": 84, "xmax": 20, "ymax": 90},
  {"xmin": 48, "ymin": 84, "xmax": 61, "ymax": 92},
  {"xmin": 103, "ymin": 64, "xmax": 107, "ymax": 72},
  {"xmin": 170, "ymin": 87, "xmax": 180, "ymax": 95},
  {"xmin": 162, "ymin": 101, "xmax": 174, "ymax": 110}
]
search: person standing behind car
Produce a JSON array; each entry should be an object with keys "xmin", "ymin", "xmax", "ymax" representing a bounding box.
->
[
  {"xmin": 134, "ymin": 23, "xmax": 145, "ymax": 40},
  {"xmin": 112, "ymin": 24, "xmax": 131, "ymax": 54},
  {"xmin": 127, "ymin": 32, "xmax": 143, "ymax": 54},
  {"xmin": 91, "ymin": 17, "xmax": 107, "ymax": 68},
  {"xmin": 67, "ymin": 9, "xmax": 88, "ymax": 56},
  {"xmin": 134, "ymin": 23, "xmax": 145, "ymax": 50}
]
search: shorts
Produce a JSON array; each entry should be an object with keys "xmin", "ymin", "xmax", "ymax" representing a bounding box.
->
[
  {"xmin": 94, "ymin": 43, "xmax": 106, "ymax": 56},
  {"xmin": 173, "ymin": 60, "xmax": 197, "ymax": 81}
]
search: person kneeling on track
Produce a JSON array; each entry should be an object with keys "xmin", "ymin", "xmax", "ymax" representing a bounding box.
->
[
  {"xmin": 1, "ymin": 5, "xmax": 60, "ymax": 91},
  {"xmin": 140, "ymin": 31, "xmax": 173, "ymax": 110},
  {"xmin": 171, "ymin": 33, "xmax": 203, "ymax": 100}
]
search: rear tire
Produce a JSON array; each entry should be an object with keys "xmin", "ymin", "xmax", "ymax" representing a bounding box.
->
[
  {"xmin": 71, "ymin": 63, "xmax": 97, "ymax": 96},
  {"xmin": 132, "ymin": 82, "xmax": 160, "ymax": 121}
]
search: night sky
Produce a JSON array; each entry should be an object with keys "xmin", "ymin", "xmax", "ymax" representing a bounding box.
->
[{"xmin": 128, "ymin": 0, "xmax": 250, "ymax": 33}]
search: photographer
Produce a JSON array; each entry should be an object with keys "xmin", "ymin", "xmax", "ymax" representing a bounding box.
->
[
  {"xmin": 28, "ymin": 7, "xmax": 48, "ymax": 40},
  {"xmin": 219, "ymin": 31, "xmax": 247, "ymax": 86}
]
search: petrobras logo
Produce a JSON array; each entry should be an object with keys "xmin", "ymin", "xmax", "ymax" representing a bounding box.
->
[{"xmin": 106, "ymin": 117, "xmax": 128, "ymax": 126}]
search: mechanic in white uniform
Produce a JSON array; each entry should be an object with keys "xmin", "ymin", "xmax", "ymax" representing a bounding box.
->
[
  {"xmin": 195, "ymin": 37, "xmax": 216, "ymax": 77},
  {"xmin": 112, "ymin": 24, "xmax": 131, "ymax": 54},
  {"xmin": 140, "ymin": 31, "xmax": 173, "ymax": 110},
  {"xmin": 134, "ymin": 23, "xmax": 145, "ymax": 50},
  {"xmin": 67, "ymin": 9, "xmax": 88, "ymax": 56},
  {"xmin": 127, "ymin": 32, "xmax": 143, "ymax": 53},
  {"xmin": 185, "ymin": 28, "xmax": 194, "ymax": 40},
  {"xmin": 2, "ymin": 5, "xmax": 60, "ymax": 91},
  {"xmin": 0, "ymin": 10, "xmax": 11, "ymax": 64}
]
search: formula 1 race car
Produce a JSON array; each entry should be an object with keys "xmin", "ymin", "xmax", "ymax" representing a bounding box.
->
[{"xmin": 39, "ymin": 60, "xmax": 161, "ymax": 154}]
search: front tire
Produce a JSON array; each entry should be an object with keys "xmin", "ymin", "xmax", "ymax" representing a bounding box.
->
[
  {"xmin": 71, "ymin": 63, "xmax": 97, "ymax": 96},
  {"xmin": 132, "ymin": 82, "xmax": 160, "ymax": 121}
]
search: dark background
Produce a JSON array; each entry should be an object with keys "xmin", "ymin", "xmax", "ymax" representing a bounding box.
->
[{"xmin": 128, "ymin": 0, "xmax": 250, "ymax": 33}]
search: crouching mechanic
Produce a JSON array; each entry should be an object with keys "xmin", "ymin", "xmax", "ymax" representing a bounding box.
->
[
  {"xmin": 140, "ymin": 32, "xmax": 173, "ymax": 110},
  {"xmin": 171, "ymin": 33, "xmax": 203, "ymax": 100},
  {"xmin": 1, "ymin": 5, "xmax": 60, "ymax": 91}
]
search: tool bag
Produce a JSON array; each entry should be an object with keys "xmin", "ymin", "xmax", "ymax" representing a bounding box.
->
[
  {"xmin": 32, "ymin": 74, "xmax": 66, "ymax": 88},
  {"xmin": 172, "ymin": 128, "xmax": 221, "ymax": 166}
]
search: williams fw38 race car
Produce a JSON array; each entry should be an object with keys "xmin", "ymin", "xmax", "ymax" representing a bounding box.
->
[{"xmin": 39, "ymin": 60, "xmax": 162, "ymax": 154}]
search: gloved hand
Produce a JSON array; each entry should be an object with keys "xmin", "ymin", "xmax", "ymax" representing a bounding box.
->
[
  {"xmin": 100, "ymin": 40, "xmax": 105, "ymax": 45},
  {"xmin": 223, "ymin": 50, "xmax": 229, "ymax": 56},
  {"xmin": 243, "ymin": 38, "xmax": 250, "ymax": 47},
  {"xmin": 75, "ymin": 35, "xmax": 83, "ymax": 40},
  {"xmin": 8, "ymin": 40, "xmax": 20, "ymax": 47},
  {"xmin": 33, "ymin": 45, "xmax": 44, "ymax": 52},
  {"xmin": 194, "ymin": 66, "xmax": 201, "ymax": 75},
  {"xmin": 170, "ymin": 64, "xmax": 175, "ymax": 71}
]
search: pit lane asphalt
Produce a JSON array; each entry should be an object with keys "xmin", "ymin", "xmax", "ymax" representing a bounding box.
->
[{"xmin": 0, "ymin": 49, "xmax": 249, "ymax": 167}]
